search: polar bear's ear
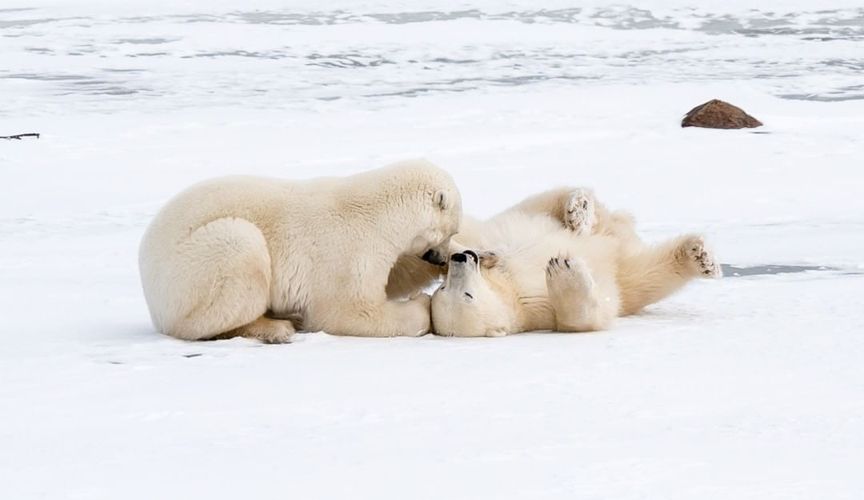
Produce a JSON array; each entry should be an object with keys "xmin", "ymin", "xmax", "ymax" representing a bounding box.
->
[
  {"xmin": 479, "ymin": 251, "xmax": 500, "ymax": 269},
  {"xmin": 433, "ymin": 190, "xmax": 449, "ymax": 211}
]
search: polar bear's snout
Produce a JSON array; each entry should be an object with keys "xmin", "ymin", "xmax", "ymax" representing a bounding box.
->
[
  {"xmin": 450, "ymin": 250, "xmax": 478, "ymax": 265},
  {"xmin": 431, "ymin": 249, "xmax": 514, "ymax": 338},
  {"xmin": 420, "ymin": 235, "xmax": 455, "ymax": 267},
  {"xmin": 444, "ymin": 251, "xmax": 481, "ymax": 285},
  {"xmin": 421, "ymin": 248, "xmax": 447, "ymax": 266}
]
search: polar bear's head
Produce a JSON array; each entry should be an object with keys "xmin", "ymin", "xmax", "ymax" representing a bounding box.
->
[
  {"xmin": 431, "ymin": 250, "xmax": 516, "ymax": 337},
  {"xmin": 410, "ymin": 189, "xmax": 462, "ymax": 266},
  {"xmin": 377, "ymin": 160, "xmax": 462, "ymax": 266}
]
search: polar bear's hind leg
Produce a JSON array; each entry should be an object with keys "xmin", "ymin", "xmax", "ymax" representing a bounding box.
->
[
  {"xmin": 154, "ymin": 217, "xmax": 283, "ymax": 342},
  {"xmin": 503, "ymin": 187, "xmax": 636, "ymax": 242},
  {"xmin": 616, "ymin": 234, "xmax": 721, "ymax": 315}
]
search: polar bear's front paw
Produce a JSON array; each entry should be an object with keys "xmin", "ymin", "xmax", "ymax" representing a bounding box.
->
[
  {"xmin": 564, "ymin": 189, "xmax": 597, "ymax": 235},
  {"xmin": 401, "ymin": 294, "xmax": 432, "ymax": 337},
  {"xmin": 233, "ymin": 317, "xmax": 295, "ymax": 344},
  {"xmin": 545, "ymin": 256, "xmax": 594, "ymax": 294},
  {"xmin": 679, "ymin": 235, "xmax": 722, "ymax": 279}
]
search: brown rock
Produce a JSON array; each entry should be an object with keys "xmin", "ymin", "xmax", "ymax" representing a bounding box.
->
[{"xmin": 681, "ymin": 99, "xmax": 763, "ymax": 129}]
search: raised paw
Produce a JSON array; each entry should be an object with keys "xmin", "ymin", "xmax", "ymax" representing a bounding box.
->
[
  {"xmin": 564, "ymin": 189, "xmax": 597, "ymax": 235},
  {"xmin": 679, "ymin": 236, "xmax": 722, "ymax": 279},
  {"xmin": 545, "ymin": 255, "xmax": 595, "ymax": 292}
]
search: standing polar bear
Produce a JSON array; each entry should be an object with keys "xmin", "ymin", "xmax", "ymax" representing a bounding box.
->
[
  {"xmin": 431, "ymin": 188, "xmax": 721, "ymax": 337},
  {"xmin": 139, "ymin": 160, "xmax": 461, "ymax": 343}
]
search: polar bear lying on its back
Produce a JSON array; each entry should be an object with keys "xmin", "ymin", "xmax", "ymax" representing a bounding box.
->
[
  {"xmin": 139, "ymin": 160, "xmax": 461, "ymax": 343},
  {"xmin": 431, "ymin": 188, "xmax": 721, "ymax": 337}
]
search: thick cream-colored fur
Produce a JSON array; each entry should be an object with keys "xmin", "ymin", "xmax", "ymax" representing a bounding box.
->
[
  {"xmin": 432, "ymin": 188, "xmax": 720, "ymax": 337},
  {"xmin": 139, "ymin": 159, "xmax": 462, "ymax": 342}
]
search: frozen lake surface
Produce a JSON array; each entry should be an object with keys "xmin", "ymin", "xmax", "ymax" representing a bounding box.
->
[
  {"xmin": 3, "ymin": 0, "xmax": 864, "ymax": 116},
  {"xmin": 1, "ymin": 1, "xmax": 863, "ymax": 499}
]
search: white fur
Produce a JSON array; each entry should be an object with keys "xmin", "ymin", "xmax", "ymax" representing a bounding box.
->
[
  {"xmin": 139, "ymin": 159, "xmax": 461, "ymax": 342},
  {"xmin": 432, "ymin": 189, "xmax": 720, "ymax": 337}
]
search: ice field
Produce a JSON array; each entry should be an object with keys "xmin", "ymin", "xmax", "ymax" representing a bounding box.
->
[{"xmin": 1, "ymin": 1, "xmax": 863, "ymax": 499}]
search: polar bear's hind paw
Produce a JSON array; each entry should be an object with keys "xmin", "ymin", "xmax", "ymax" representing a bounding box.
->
[{"xmin": 681, "ymin": 236, "xmax": 722, "ymax": 279}]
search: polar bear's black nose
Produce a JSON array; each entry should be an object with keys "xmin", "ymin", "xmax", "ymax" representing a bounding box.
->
[
  {"xmin": 451, "ymin": 253, "xmax": 468, "ymax": 263},
  {"xmin": 422, "ymin": 249, "xmax": 447, "ymax": 266}
]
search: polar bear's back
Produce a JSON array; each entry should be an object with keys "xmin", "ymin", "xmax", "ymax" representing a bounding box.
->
[
  {"xmin": 143, "ymin": 176, "xmax": 312, "ymax": 247},
  {"xmin": 141, "ymin": 159, "xmax": 458, "ymax": 265}
]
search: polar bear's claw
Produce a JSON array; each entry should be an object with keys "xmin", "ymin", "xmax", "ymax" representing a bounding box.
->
[{"xmin": 546, "ymin": 255, "xmax": 593, "ymax": 291}]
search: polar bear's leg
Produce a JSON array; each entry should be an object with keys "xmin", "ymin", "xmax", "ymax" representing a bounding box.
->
[
  {"xmin": 594, "ymin": 208, "xmax": 640, "ymax": 246},
  {"xmin": 324, "ymin": 294, "xmax": 432, "ymax": 338},
  {"xmin": 219, "ymin": 317, "xmax": 295, "ymax": 344},
  {"xmin": 504, "ymin": 187, "xmax": 638, "ymax": 242},
  {"xmin": 562, "ymin": 190, "xmax": 640, "ymax": 245},
  {"xmin": 504, "ymin": 187, "xmax": 574, "ymax": 221},
  {"xmin": 385, "ymin": 255, "xmax": 442, "ymax": 299},
  {"xmin": 159, "ymin": 217, "xmax": 290, "ymax": 343},
  {"xmin": 617, "ymin": 234, "xmax": 721, "ymax": 315},
  {"xmin": 545, "ymin": 256, "xmax": 618, "ymax": 332}
]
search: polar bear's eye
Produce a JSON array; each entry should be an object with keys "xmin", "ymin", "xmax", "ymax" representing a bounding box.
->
[
  {"xmin": 464, "ymin": 292, "xmax": 473, "ymax": 299},
  {"xmin": 434, "ymin": 191, "xmax": 448, "ymax": 211}
]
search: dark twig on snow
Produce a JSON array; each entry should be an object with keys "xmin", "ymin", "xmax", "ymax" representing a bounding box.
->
[{"xmin": 1, "ymin": 133, "xmax": 40, "ymax": 140}]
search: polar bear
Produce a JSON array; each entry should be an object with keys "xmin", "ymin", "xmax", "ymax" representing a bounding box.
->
[
  {"xmin": 431, "ymin": 188, "xmax": 721, "ymax": 337},
  {"xmin": 139, "ymin": 159, "xmax": 461, "ymax": 343}
]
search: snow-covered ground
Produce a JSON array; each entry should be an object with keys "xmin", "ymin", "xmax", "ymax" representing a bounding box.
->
[{"xmin": 2, "ymin": 2, "xmax": 863, "ymax": 499}]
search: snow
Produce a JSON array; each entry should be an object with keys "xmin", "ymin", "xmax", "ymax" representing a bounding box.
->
[{"xmin": 2, "ymin": 2, "xmax": 864, "ymax": 499}]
